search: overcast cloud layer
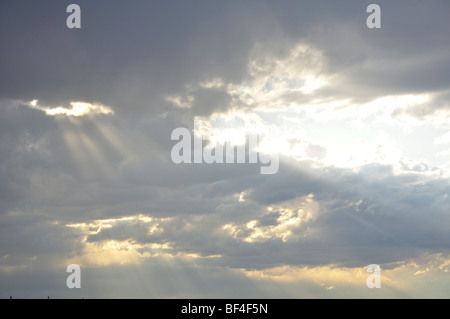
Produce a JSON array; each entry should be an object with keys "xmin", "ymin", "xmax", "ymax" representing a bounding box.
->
[{"xmin": 1, "ymin": 0, "xmax": 450, "ymax": 298}]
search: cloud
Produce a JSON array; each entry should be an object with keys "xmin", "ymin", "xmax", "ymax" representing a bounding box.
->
[
  {"xmin": 35, "ymin": 159, "xmax": 445, "ymax": 275},
  {"xmin": 1, "ymin": 0, "xmax": 450, "ymax": 298},
  {"xmin": 28, "ymin": 100, "xmax": 114, "ymax": 117}
]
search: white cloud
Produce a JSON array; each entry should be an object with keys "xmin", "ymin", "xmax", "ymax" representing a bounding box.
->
[
  {"xmin": 27, "ymin": 100, "xmax": 114, "ymax": 117},
  {"xmin": 434, "ymin": 131, "xmax": 450, "ymax": 145}
]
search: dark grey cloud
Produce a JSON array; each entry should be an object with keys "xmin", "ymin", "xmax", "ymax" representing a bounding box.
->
[
  {"xmin": 0, "ymin": 0, "xmax": 278, "ymax": 117},
  {"xmin": 0, "ymin": 212, "xmax": 84, "ymax": 259},
  {"xmin": 1, "ymin": 0, "xmax": 450, "ymax": 298},
  {"xmin": 2, "ymin": 1, "xmax": 448, "ymax": 116},
  {"xmin": 0, "ymin": 102, "xmax": 58, "ymax": 213},
  {"xmin": 75, "ymin": 158, "xmax": 450, "ymax": 271}
]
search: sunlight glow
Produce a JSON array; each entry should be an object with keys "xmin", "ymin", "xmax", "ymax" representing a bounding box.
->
[{"xmin": 28, "ymin": 100, "xmax": 114, "ymax": 117}]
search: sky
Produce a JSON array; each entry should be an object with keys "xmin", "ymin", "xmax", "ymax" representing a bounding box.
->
[{"xmin": 1, "ymin": 0, "xmax": 450, "ymax": 298}]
